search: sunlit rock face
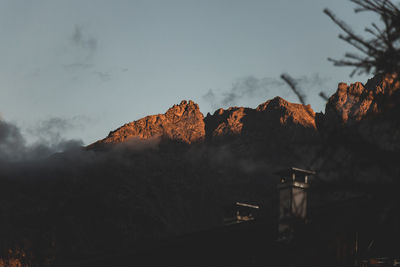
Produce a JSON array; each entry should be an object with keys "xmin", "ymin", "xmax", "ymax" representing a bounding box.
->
[
  {"xmin": 255, "ymin": 96, "xmax": 316, "ymax": 128},
  {"xmin": 317, "ymin": 73, "xmax": 400, "ymax": 182},
  {"xmin": 204, "ymin": 96, "xmax": 318, "ymax": 152},
  {"xmin": 205, "ymin": 107, "xmax": 251, "ymax": 138},
  {"xmin": 320, "ymin": 73, "xmax": 400, "ymax": 151},
  {"xmin": 324, "ymin": 73, "xmax": 400, "ymax": 125},
  {"xmin": 90, "ymin": 100, "xmax": 205, "ymax": 148},
  {"xmin": 90, "ymin": 96, "xmax": 319, "ymax": 149},
  {"xmin": 205, "ymin": 97, "xmax": 316, "ymax": 138}
]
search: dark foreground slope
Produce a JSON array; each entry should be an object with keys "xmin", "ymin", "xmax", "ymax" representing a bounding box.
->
[{"xmin": 1, "ymin": 73, "xmax": 400, "ymax": 266}]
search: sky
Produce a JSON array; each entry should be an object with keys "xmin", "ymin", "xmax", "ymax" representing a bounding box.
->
[{"xmin": 0, "ymin": 0, "xmax": 377, "ymax": 145}]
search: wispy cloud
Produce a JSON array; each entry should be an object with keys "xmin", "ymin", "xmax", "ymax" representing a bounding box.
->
[
  {"xmin": 93, "ymin": 71, "xmax": 111, "ymax": 82},
  {"xmin": 63, "ymin": 63, "xmax": 93, "ymax": 70},
  {"xmin": 62, "ymin": 24, "xmax": 98, "ymax": 71},
  {"xmin": 26, "ymin": 117, "xmax": 85, "ymax": 145},
  {"xmin": 221, "ymin": 76, "xmax": 284, "ymax": 106},
  {"xmin": 203, "ymin": 73, "xmax": 330, "ymax": 108},
  {"xmin": 71, "ymin": 24, "xmax": 97, "ymax": 59}
]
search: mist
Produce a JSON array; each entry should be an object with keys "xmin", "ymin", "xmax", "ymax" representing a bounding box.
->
[{"xmin": 0, "ymin": 118, "xmax": 83, "ymax": 162}]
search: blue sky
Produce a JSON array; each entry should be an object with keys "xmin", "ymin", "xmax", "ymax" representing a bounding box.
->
[{"xmin": 0, "ymin": 0, "xmax": 377, "ymax": 145}]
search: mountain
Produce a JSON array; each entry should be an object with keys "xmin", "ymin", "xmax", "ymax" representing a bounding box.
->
[
  {"xmin": 90, "ymin": 73, "xmax": 400, "ymax": 150},
  {"xmin": 89, "ymin": 96, "xmax": 318, "ymax": 149},
  {"xmin": 2, "ymin": 73, "xmax": 400, "ymax": 266},
  {"xmin": 87, "ymin": 72, "xmax": 400, "ymax": 186},
  {"xmin": 87, "ymin": 72, "xmax": 400, "ymax": 182}
]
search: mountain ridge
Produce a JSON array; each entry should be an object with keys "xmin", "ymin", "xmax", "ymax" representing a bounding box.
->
[
  {"xmin": 88, "ymin": 73, "xmax": 400, "ymax": 151},
  {"xmin": 89, "ymin": 96, "xmax": 319, "ymax": 149}
]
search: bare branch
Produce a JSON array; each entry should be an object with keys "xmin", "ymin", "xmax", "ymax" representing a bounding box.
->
[
  {"xmin": 325, "ymin": 0, "xmax": 400, "ymax": 76},
  {"xmin": 280, "ymin": 73, "xmax": 307, "ymax": 105}
]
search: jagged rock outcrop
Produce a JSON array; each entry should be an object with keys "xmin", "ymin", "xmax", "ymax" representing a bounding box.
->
[
  {"xmin": 205, "ymin": 107, "xmax": 252, "ymax": 138},
  {"xmin": 201, "ymin": 97, "xmax": 320, "ymax": 168},
  {"xmin": 324, "ymin": 73, "xmax": 400, "ymax": 125},
  {"xmin": 316, "ymin": 73, "xmax": 400, "ymax": 183},
  {"xmin": 319, "ymin": 73, "xmax": 400, "ymax": 152},
  {"xmin": 90, "ymin": 100, "xmax": 205, "ymax": 148},
  {"xmin": 255, "ymin": 96, "xmax": 316, "ymax": 128},
  {"xmin": 205, "ymin": 97, "xmax": 317, "ymax": 143}
]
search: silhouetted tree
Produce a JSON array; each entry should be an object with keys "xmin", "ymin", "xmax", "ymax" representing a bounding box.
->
[{"xmin": 324, "ymin": 0, "xmax": 400, "ymax": 76}]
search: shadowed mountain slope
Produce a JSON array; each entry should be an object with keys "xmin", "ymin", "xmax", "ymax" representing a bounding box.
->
[{"xmin": 2, "ymin": 73, "xmax": 400, "ymax": 266}]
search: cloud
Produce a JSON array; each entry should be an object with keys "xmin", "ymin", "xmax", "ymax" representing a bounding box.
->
[
  {"xmin": 203, "ymin": 76, "xmax": 285, "ymax": 108},
  {"xmin": 61, "ymin": 25, "xmax": 118, "ymax": 83},
  {"xmin": 62, "ymin": 25, "xmax": 98, "ymax": 71},
  {"xmin": 297, "ymin": 73, "xmax": 329, "ymax": 89},
  {"xmin": 71, "ymin": 24, "xmax": 97, "ymax": 57},
  {"xmin": 0, "ymin": 120, "xmax": 28, "ymax": 162},
  {"xmin": 0, "ymin": 117, "xmax": 84, "ymax": 162},
  {"xmin": 62, "ymin": 26, "xmax": 113, "ymax": 82},
  {"xmin": 203, "ymin": 89, "xmax": 218, "ymax": 110},
  {"xmin": 203, "ymin": 73, "xmax": 330, "ymax": 108},
  {"xmin": 221, "ymin": 76, "xmax": 284, "ymax": 106},
  {"xmin": 93, "ymin": 71, "xmax": 111, "ymax": 81},
  {"xmin": 27, "ymin": 116, "xmax": 84, "ymax": 144},
  {"xmin": 63, "ymin": 63, "xmax": 93, "ymax": 70}
]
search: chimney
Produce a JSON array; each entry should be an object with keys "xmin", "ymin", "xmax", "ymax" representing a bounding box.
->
[{"xmin": 275, "ymin": 167, "xmax": 316, "ymax": 240}]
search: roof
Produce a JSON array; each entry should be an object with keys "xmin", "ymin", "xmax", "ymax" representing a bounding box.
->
[
  {"xmin": 236, "ymin": 202, "xmax": 260, "ymax": 209},
  {"xmin": 275, "ymin": 167, "xmax": 316, "ymax": 176}
]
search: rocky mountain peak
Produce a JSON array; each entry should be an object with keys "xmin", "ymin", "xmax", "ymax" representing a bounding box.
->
[
  {"xmin": 256, "ymin": 96, "xmax": 316, "ymax": 128},
  {"xmin": 325, "ymin": 73, "xmax": 400, "ymax": 125},
  {"xmin": 89, "ymin": 99, "xmax": 205, "ymax": 148},
  {"xmin": 165, "ymin": 100, "xmax": 200, "ymax": 118},
  {"xmin": 204, "ymin": 96, "xmax": 317, "ymax": 141}
]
